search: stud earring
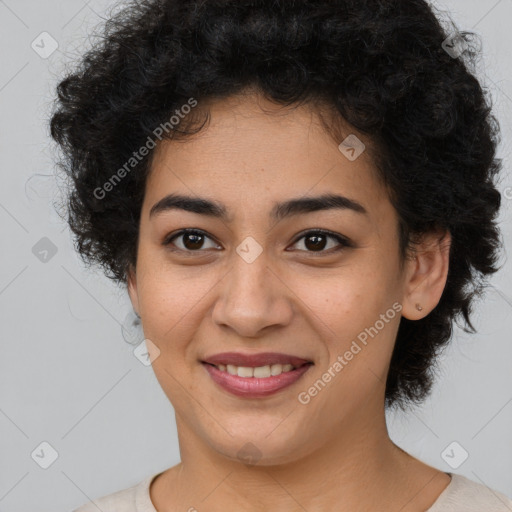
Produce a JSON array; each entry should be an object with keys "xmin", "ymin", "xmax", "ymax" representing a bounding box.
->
[{"xmin": 415, "ymin": 303, "xmax": 423, "ymax": 311}]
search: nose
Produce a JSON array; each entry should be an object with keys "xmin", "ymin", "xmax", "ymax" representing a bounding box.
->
[{"xmin": 211, "ymin": 250, "xmax": 294, "ymax": 338}]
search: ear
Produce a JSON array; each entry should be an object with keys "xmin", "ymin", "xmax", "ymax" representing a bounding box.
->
[
  {"xmin": 401, "ymin": 230, "xmax": 451, "ymax": 320},
  {"xmin": 127, "ymin": 263, "xmax": 140, "ymax": 316}
]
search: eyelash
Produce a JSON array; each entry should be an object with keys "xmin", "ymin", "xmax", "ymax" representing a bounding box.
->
[{"xmin": 163, "ymin": 228, "xmax": 352, "ymax": 256}]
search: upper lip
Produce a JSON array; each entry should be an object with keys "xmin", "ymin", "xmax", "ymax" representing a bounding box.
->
[{"xmin": 202, "ymin": 352, "xmax": 313, "ymax": 368}]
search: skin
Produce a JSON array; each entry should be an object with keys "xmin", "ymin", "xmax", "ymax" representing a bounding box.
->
[{"xmin": 127, "ymin": 90, "xmax": 452, "ymax": 511}]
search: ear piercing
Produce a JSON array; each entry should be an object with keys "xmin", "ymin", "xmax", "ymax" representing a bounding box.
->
[{"xmin": 415, "ymin": 303, "xmax": 423, "ymax": 311}]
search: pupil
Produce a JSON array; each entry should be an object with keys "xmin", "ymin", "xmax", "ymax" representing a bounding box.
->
[
  {"xmin": 184, "ymin": 233, "xmax": 203, "ymax": 250},
  {"xmin": 305, "ymin": 234, "xmax": 326, "ymax": 251}
]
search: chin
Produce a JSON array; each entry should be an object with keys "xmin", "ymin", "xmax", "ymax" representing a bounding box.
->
[{"xmin": 206, "ymin": 427, "xmax": 315, "ymax": 467}]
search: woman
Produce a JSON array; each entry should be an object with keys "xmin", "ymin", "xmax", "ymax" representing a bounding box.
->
[{"xmin": 50, "ymin": 0, "xmax": 512, "ymax": 510}]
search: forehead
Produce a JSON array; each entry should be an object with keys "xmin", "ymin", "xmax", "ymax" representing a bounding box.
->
[{"xmin": 143, "ymin": 93, "xmax": 390, "ymax": 224}]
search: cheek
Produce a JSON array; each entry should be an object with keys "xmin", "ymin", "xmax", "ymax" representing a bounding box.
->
[
  {"xmin": 293, "ymin": 265, "xmax": 400, "ymax": 368},
  {"xmin": 142, "ymin": 289, "xmax": 198, "ymax": 347},
  {"xmin": 294, "ymin": 267, "xmax": 391, "ymax": 328},
  {"xmin": 136, "ymin": 260, "xmax": 221, "ymax": 357}
]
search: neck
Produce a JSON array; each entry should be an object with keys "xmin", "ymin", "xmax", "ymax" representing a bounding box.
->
[{"xmin": 151, "ymin": 396, "xmax": 447, "ymax": 511}]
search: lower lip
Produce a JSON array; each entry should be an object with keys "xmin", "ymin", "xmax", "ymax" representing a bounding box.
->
[{"xmin": 202, "ymin": 363, "xmax": 313, "ymax": 398}]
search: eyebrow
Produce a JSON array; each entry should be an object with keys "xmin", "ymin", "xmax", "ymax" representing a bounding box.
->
[{"xmin": 149, "ymin": 193, "xmax": 368, "ymax": 222}]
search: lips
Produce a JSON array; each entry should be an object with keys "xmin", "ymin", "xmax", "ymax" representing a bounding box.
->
[
  {"xmin": 202, "ymin": 352, "xmax": 312, "ymax": 368},
  {"xmin": 203, "ymin": 363, "xmax": 312, "ymax": 397},
  {"xmin": 201, "ymin": 352, "xmax": 314, "ymax": 398}
]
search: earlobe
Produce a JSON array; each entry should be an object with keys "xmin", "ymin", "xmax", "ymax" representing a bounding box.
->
[{"xmin": 401, "ymin": 230, "xmax": 451, "ymax": 320}]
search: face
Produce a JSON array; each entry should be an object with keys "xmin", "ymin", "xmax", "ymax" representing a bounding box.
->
[{"xmin": 127, "ymin": 92, "xmax": 443, "ymax": 465}]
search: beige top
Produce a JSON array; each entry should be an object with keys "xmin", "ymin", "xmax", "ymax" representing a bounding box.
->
[{"xmin": 73, "ymin": 471, "xmax": 512, "ymax": 511}]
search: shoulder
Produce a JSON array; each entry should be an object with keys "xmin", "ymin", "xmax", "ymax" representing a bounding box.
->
[
  {"xmin": 72, "ymin": 473, "xmax": 160, "ymax": 512},
  {"xmin": 428, "ymin": 473, "xmax": 512, "ymax": 512}
]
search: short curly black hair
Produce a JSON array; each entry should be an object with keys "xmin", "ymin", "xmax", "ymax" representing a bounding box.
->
[{"xmin": 49, "ymin": 0, "xmax": 504, "ymax": 411}]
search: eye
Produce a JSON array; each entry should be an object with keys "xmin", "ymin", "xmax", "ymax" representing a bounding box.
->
[
  {"xmin": 288, "ymin": 229, "xmax": 351, "ymax": 254},
  {"xmin": 163, "ymin": 229, "xmax": 220, "ymax": 252}
]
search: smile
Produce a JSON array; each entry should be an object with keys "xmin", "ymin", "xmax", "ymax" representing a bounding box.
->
[{"xmin": 201, "ymin": 352, "xmax": 314, "ymax": 398}]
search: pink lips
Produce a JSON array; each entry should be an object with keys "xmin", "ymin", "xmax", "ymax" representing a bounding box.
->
[{"xmin": 201, "ymin": 352, "xmax": 313, "ymax": 398}]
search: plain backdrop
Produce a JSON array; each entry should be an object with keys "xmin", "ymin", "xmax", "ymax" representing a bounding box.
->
[{"xmin": 0, "ymin": 1, "xmax": 511, "ymax": 510}]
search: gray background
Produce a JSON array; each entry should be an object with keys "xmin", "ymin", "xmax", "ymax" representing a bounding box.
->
[{"xmin": 0, "ymin": 0, "xmax": 511, "ymax": 510}]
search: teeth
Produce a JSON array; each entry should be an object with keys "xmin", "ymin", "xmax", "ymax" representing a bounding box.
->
[
  {"xmin": 254, "ymin": 365, "xmax": 271, "ymax": 378},
  {"xmin": 237, "ymin": 366, "xmax": 254, "ymax": 378},
  {"xmin": 217, "ymin": 363, "xmax": 297, "ymax": 377}
]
